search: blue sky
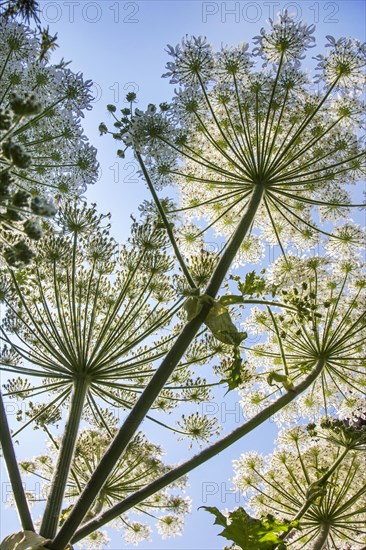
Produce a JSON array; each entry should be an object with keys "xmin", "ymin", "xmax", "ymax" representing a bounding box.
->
[{"xmin": 1, "ymin": 1, "xmax": 365, "ymax": 549}]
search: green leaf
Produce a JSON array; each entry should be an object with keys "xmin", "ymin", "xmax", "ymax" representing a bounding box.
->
[
  {"xmin": 237, "ymin": 271, "xmax": 266, "ymax": 298},
  {"xmin": 202, "ymin": 507, "xmax": 299, "ymax": 550},
  {"xmin": 183, "ymin": 290, "xmax": 204, "ymax": 322},
  {"xmin": 222, "ymin": 347, "xmax": 246, "ymax": 392},
  {"xmin": 205, "ymin": 301, "xmax": 247, "ymax": 346},
  {"xmin": 184, "ymin": 294, "xmax": 246, "ymax": 346}
]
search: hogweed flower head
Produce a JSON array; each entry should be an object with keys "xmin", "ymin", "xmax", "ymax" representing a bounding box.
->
[
  {"xmin": 163, "ymin": 35, "xmax": 214, "ymax": 87},
  {"xmin": 0, "ymin": 0, "xmax": 47, "ymax": 27},
  {"xmin": 314, "ymin": 35, "xmax": 366, "ymax": 91},
  {"xmin": 122, "ymin": 522, "xmax": 152, "ymax": 545},
  {"xmin": 108, "ymin": 12, "xmax": 365, "ymax": 256},
  {"xmin": 252, "ymin": 10, "xmax": 316, "ymax": 66},
  {"xmin": 234, "ymin": 247, "xmax": 365, "ymax": 423},
  {"xmin": 18, "ymin": 429, "xmax": 190, "ymax": 546},
  {"xmin": 176, "ymin": 411, "xmax": 222, "ymax": 447},
  {"xmin": 0, "ymin": 202, "xmax": 185, "ymax": 426},
  {"xmin": 232, "ymin": 423, "xmax": 366, "ymax": 548},
  {"xmin": 1, "ymin": 202, "xmax": 220, "ymax": 433}
]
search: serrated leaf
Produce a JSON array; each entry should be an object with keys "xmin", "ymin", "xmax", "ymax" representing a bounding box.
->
[
  {"xmin": 223, "ymin": 347, "xmax": 246, "ymax": 392},
  {"xmin": 202, "ymin": 507, "xmax": 298, "ymax": 550},
  {"xmin": 238, "ymin": 271, "xmax": 266, "ymax": 298}
]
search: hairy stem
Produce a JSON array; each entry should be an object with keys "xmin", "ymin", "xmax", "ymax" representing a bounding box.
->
[
  {"xmin": 71, "ymin": 357, "xmax": 326, "ymax": 542},
  {"xmin": 0, "ymin": 390, "xmax": 34, "ymax": 531},
  {"xmin": 49, "ymin": 183, "xmax": 265, "ymax": 550},
  {"xmin": 40, "ymin": 376, "xmax": 89, "ymax": 539}
]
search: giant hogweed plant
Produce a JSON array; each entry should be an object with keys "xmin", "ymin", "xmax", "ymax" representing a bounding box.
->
[{"xmin": 0, "ymin": 11, "xmax": 365, "ymax": 550}]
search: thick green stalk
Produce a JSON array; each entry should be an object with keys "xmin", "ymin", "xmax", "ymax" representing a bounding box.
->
[
  {"xmin": 309, "ymin": 522, "xmax": 331, "ymax": 550},
  {"xmin": 0, "ymin": 391, "xmax": 34, "ymax": 531},
  {"xmin": 39, "ymin": 377, "xmax": 89, "ymax": 539},
  {"xmin": 71, "ymin": 356, "xmax": 326, "ymax": 542},
  {"xmin": 49, "ymin": 183, "xmax": 265, "ymax": 550}
]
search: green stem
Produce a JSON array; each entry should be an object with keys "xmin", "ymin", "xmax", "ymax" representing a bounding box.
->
[
  {"xmin": 71, "ymin": 356, "xmax": 326, "ymax": 542},
  {"xmin": 318, "ymin": 446, "xmax": 350, "ymax": 485},
  {"xmin": 266, "ymin": 306, "xmax": 289, "ymax": 375},
  {"xmin": 0, "ymin": 391, "xmax": 34, "ymax": 531},
  {"xmin": 88, "ymin": 498, "xmax": 104, "ymax": 519},
  {"xmin": 0, "ymin": 48, "xmax": 13, "ymax": 81},
  {"xmin": 260, "ymin": 53, "xmax": 284, "ymax": 173},
  {"xmin": 49, "ymin": 183, "xmax": 265, "ymax": 550},
  {"xmin": 39, "ymin": 377, "xmax": 89, "ymax": 539},
  {"xmin": 232, "ymin": 74, "xmax": 256, "ymax": 171},
  {"xmin": 135, "ymin": 152, "xmax": 196, "ymax": 289},
  {"xmin": 242, "ymin": 299, "xmax": 296, "ymax": 312},
  {"xmin": 309, "ymin": 522, "xmax": 331, "ymax": 550}
]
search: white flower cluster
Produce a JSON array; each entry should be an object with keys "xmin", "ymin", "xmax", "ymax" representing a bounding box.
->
[
  {"xmin": 123, "ymin": 103, "xmax": 173, "ymax": 156},
  {"xmin": 177, "ymin": 411, "xmax": 222, "ymax": 447},
  {"xmin": 315, "ymin": 35, "xmax": 366, "ymax": 90},
  {"xmin": 232, "ymin": 423, "xmax": 366, "ymax": 548},
  {"xmin": 114, "ymin": 12, "xmax": 365, "ymax": 254},
  {"xmin": 156, "ymin": 515, "xmax": 184, "ymax": 539},
  {"xmin": 0, "ymin": 19, "xmax": 98, "ymax": 194},
  {"xmin": 236, "ymin": 248, "xmax": 365, "ymax": 422},
  {"xmin": 163, "ymin": 35, "xmax": 215, "ymax": 87},
  {"xmin": 253, "ymin": 10, "xmax": 316, "ymax": 65},
  {"xmin": 0, "ymin": 18, "xmax": 98, "ymax": 265},
  {"xmin": 75, "ymin": 530, "xmax": 110, "ymax": 550},
  {"xmin": 19, "ymin": 429, "xmax": 191, "ymax": 546},
  {"xmin": 123, "ymin": 522, "xmax": 152, "ymax": 545}
]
